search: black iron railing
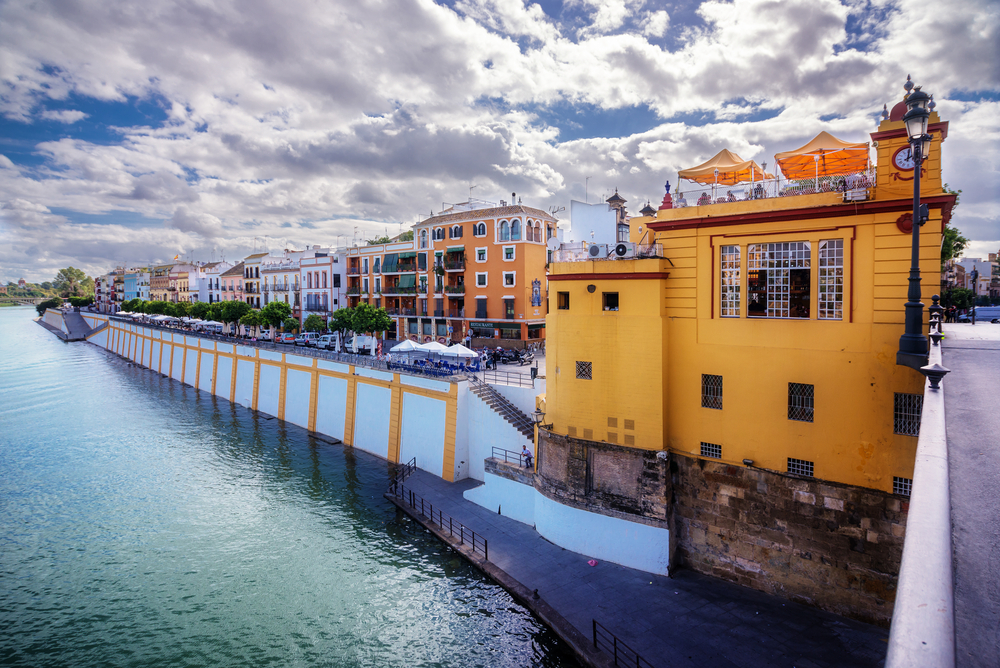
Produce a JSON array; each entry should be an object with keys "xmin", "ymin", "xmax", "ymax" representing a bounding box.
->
[
  {"xmin": 388, "ymin": 482, "xmax": 488, "ymax": 560},
  {"xmin": 390, "ymin": 457, "xmax": 416, "ymax": 487},
  {"xmin": 593, "ymin": 620, "xmax": 656, "ymax": 668},
  {"xmin": 491, "ymin": 446, "xmax": 528, "ymax": 466}
]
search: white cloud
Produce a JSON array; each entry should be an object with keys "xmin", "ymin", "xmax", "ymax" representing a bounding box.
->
[{"xmin": 40, "ymin": 109, "xmax": 88, "ymax": 123}]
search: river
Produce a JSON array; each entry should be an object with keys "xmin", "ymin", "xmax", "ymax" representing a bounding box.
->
[{"xmin": 0, "ymin": 307, "xmax": 578, "ymax": 667}]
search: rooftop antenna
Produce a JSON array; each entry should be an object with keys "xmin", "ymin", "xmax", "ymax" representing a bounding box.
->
[
  {"xmin": 470, "ymin": 184, "xmax": 477, "ymax": 201},
  {"xmin": 585, "ymin": 176, "xmax": 591, "ymax": 204}
]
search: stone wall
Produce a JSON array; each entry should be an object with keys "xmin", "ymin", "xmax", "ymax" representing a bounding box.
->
[
  {"xmin": 672, "ymin": 455, "xmax": 907, "ymax": 626},
  {"xmin": 485, "ymin": 457, "xmax": 535, "ymax": 486},
  {"xmin": 535, "ymin": 429, "xmax": 670, "ymax": 528}
]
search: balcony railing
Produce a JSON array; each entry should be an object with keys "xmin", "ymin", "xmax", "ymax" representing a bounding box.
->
[
  {"xmin": 444, "ymin": 259, "xmax": 465, "ymax": 271},
  {"xmin": 447, "ymin": 309, "xmax": 465, "ymax": 318},
  {"xmin": 347, "ymin": 267, "xmax": 361, "ymax": 275},
  {"xmin": 382, "ymin": 285, "xmax": 418, "ymax": 295},
  {"xmin": 400, "ymin": 308, "xmax": 416, "ymax": 317},
  {"xmin": 475, "ymin": 311, "xmax": 488, "ymax": 319},
  {"xmin": 671, "ymin": 167, "xmax": 875, "ymax": 208},
  {"xmin": 346, "ymin": 287, "xmax": 361, "ymax": 295},
  {"xmin": 433, "ymin": 309, "xmax": 444, "ymax": 317},
  {"xmin": 444, "ymin": 285, "xmax": 465, "ymax": 295}
]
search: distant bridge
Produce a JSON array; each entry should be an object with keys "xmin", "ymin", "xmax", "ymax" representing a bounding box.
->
[{"xmin": 1, "ymin": 297, "xmax": 47, "ymax": 305}]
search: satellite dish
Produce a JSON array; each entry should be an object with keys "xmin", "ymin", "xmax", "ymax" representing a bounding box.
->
[
  {"xmin": 546, "ymin": 237, "xmax": 561, "ymax": 251},
  {"xmin": 588, "ymin": 244, "xmax": 602, "ymax": 257},
  {"xmin": 615, "ymin": 243, "xmax": 628, "ymax": 257}
]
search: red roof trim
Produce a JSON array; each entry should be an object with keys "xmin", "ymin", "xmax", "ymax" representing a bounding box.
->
[
  {"xmin": 548, "ymin": 272, "xmax": 671, "ymax": 281},
  {"xmin": 646, "ymin": 194, "xmax": 957, "ymax": 232},
  {"xmin": 870, "ymin": 121, "xmax": 949, "ymax": 143}
]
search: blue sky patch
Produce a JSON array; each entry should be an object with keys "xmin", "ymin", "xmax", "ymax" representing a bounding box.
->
[
  {"xmin": 519, "ymin": 100, "xmax": 664, "ymax": 141},
  {"xmin": 49, "ymin": 207, "xmax": 164, "ymax": 229}
]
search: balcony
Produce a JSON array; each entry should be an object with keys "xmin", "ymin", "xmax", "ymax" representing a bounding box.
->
[
  {"xmin": 385, "ymin": 307, "xmax": 400, "ymax": 316},
  {"xmin": 347, "ymin": 267, "xmax": 361, "ymax": 275},
  {"xmin": 444, "ymin": 285, "xmax": 465, "ymax": 295},
  {"xmin": 433, "ymin": 309, "xmax": 444, "ymax": 318},
  {"xmin": 401, "ymin": 308, "xmax": 416, "ymax": 317},
  {"xmin": 346, "ymin": 286, "xmax": 361, "ymax": 295},
  {"xmin": 382, "ymin": 285, "xmax": 417, "ymax": 295},
  {"xmin": 447, "ymin": 309, "xmax": 465, "ymax": 318},
  {"xmin": 475, "ymin": 310, "xmax": 488, "ymax": 319},
  {"xmin": 444, "ymin": 259, "xmax": 465, "ymax": 271}
]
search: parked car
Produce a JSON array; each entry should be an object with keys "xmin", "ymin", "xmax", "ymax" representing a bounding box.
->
[
  {"xmin": 315, "ymin": 334, "xmax": 338, "ymax": 350},
  {"xmin": 344, "ymin": 335, "xmax": 376, "ymax": 354},
  {"xmin": 277, "ymin": 332, "xmax": 296, "ymax": 343},
  {"xmin": 295, "ymin": 332, "xmax": 319, "ymax": 347}
]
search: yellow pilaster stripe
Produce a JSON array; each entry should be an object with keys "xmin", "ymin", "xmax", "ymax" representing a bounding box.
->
[
  {"xmin": 168, "ymin": 341, "xmax": 175, "ymax": 378},
  {"xmin": 230, "ymin": 347, "xmax": 239, "ymax": 401},
  {"xmin": 211, "ymin": 344, "xmax": 219, "ymax": 395},
  {"xmin": 342, "ymin": 369, "xmax": 356, "ymax": 446},
  {"xmin": 441, "ymin": 391, "xmax": 459, "ymax": 482},
  {"xmin": 180, "ymin": 345, "xmax": 187, "ymax": 384},
  {"xmin": 251, "ymin": 351, "xmax": 260, "ymax": 412},
  {"xmin": 277, "ymin": 355, "xmax": 287, "ymax": 421},
  {"xmin": 307, "ymin": 359, "xmax": 319, "ymax": 432},
  {"xmin": 386, "ymin": 379, "xmax": 402, "ymax": 463}
]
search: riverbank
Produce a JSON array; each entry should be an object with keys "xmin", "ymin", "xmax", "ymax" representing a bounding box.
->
[{"xmin": 390, "ymin": 468, "xmax": 890, "ymax": 668}]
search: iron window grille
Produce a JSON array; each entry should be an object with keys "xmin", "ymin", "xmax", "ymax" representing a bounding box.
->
[
  {"xmin": 701, "ymin": 442, "xmax": 722, "ymax": 459},
  {"xmin": 893, "ymin": 476, "xmax": 913, "ymax": 497},
  {"xmin": 702, "ymin": 374, "xmax": 723, "ymax": 409},
  {"xmin": 787, "ymin": 457, "xmax": 814, "ymax": 477},
  {"xmin": 893, "ymin": 393, "xmax": 923, "ymax": 436},
  {"xmin": 788, "ymin": 383, "xmax": 814, "ymax": 422},
  {"xmin": 576, "ymin": 361, "xmax": 592, "ymax": 380},
  {"xmin": 818, "ymin": 239, "xmax": 844, "ymax": 320},
  {"xmin": 720, "ymin": 245, "xmax": 741, "ymax": 317}
]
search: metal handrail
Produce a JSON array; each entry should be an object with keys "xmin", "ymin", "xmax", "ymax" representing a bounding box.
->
[
  {"xmin": 491, "ymin": 446, "xmax": 529, "ymax": 466},
  {"xmin": 482, "ymin": 369, "xmax": 534, "ymax": 388},
  {"xmin": 388, "ymin": 482, "xmax": 488, "ymax": 560},
  {"xmin": 593, "ymin": 619, "xmax": 657, "ymax": 668},
  {"xmin": 389, "ymin": 457, "xmax": 417, "ymax": 486}
]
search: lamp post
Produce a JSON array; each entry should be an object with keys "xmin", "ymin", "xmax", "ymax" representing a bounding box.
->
[
  {"xmin": 971, "ymin": 267, "xmax": 978, "ymax": 325},
  {"xmin": 896, "ymin": 82, "xmax": 933, "ymax": 370}
]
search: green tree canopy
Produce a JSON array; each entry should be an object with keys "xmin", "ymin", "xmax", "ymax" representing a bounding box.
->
[
  {"xmin": 208, "ymin": 303, "xmax": 225, "ymax": 323},
  {"xmin": 303, "ymin": 314, "xmax": 326, "ymax": 332},
  {"xmin": 283, "ymin": 317, "xmax": 301, "ymax": 333},
  {"xmin": 54, "ymin": 267, "xmax": 90, "ymax": 297},
  {"xmin": 350, "ymin": 302, "xmax": 393, "ymax": 337},
  {"xmin": 330, "ymin": 307, "xmax": 353, "ymax": 341},
  {"xmin": 397, "ymin": 230, "xmax": 414, "ymax": 241},
  {"xmin": 190, "ymin": 302, "xmax": 211, "ymax": 319},
  {"xmin": 240, "ymin": 310, "xmax": 263, "ymax": 336},
  {"xmin": 221, "ymin": 300, "xmax": 251, "ymax": 325},
  {"xmin": 68, "ymin": 296, "xmax": 94, "ymax": 307},
  {"xmin": 942, "ymin": 287, "xmax": 974, "ymax": 309},
  {"xmin": 36, "ymin": 297, "xmax": 63, "ymax": 316},
  {"xmin": 366, "ymin": 235, "xmax": 391, "ymax": 245},
  {"xmin": 261, "ymin": 301, "xmax": 292, "ymax": 331}
]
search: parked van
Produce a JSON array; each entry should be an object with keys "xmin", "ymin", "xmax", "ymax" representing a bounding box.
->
[
  {"xmin": 344, "ymin": 335, "xmax": 376, "ymax": 354},
  {"xmin": 294, "ymin": 332, "xmax": 319, "ymax": 347},
  {"xmin": 958, "ymin": 306, "xmax": 1000, "ymax": 323},
  {"xmin": 315, "ymin": 334, "xmax": 339, "ymax": 350}
]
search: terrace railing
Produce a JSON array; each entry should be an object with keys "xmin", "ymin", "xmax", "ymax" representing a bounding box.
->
[
  {"xmin": 387, "ymin": 482, "xmax": 488, "ymax": 560},
  {"xmin": 593, "ymin": 620, "xmax": 657, "ymax": 668}
]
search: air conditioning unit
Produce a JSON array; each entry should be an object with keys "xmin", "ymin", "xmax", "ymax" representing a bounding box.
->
[
  {"xmin": 587, "ymin": 243, "xmax": 603, "ymax": 258},
  {"xmin": 614, "ymin": 242, "xmax": 635, "ymax": 258}
]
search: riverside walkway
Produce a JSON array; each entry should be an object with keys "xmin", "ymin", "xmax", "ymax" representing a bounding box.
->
[
  {"xmin": 393, "ymin": 469, "xmax": 889, "ymax": 668},
  {"xmin": 942, "ymin": 323, "xmax": 1000, "ymax": 668}
]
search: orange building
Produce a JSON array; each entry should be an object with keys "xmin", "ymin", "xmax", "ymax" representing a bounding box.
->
[{"xmin": 345, "ymin": 199, "xmax": 556, "ymax": 343}]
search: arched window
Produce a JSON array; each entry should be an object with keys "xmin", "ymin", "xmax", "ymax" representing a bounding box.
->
[
  {"xmin": 511, "ymin": 219, "xmax": 521, "ymax": 240},
  {"xmin": 420, "ymin": 229, "xmax": 427, "ymax": 248},
  {"xmin": 526, "ymin": 223, "xmax": 534, "ymax": 242},
  {"xmin": 500, "ymin": 221, "xmax": 510, "ymax": 241},
  {"xmin": 452, "ymin": 225, "xmax": 462, "ymax": 239}
]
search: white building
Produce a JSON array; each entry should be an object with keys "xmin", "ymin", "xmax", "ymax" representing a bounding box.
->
[{"xmin": 300, "ymin": 246, "xmax": 347, "ymax": 325}]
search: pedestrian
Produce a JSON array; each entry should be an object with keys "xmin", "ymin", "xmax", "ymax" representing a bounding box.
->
[{"xmin": 521, "ymin": 445, "xmax": 533, "ymax": 469}]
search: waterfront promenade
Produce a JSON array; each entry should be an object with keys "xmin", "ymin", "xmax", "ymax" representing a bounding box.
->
[
  {"xmin": 942, "ymin": 323, "xmax": 1000, "ymax": 668},
  {"xmin": 393, "ymin": 469, "xmax": 889, "ymax": 668}
]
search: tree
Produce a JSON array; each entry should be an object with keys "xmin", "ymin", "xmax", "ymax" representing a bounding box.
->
[
  {"xmin": 190, "ymin": 302, "xmax": 211, "ymax": 319},
  {"xmin": 41, "ymin": 282, "xmax": 53, "ymax": 291},
  {"xmin": 173, "ymin": 301, "xmax": 191, "ymax": 317},
  {"xmin": 367, "ymin": 235, "xmax": 391, "ymax": 245},
  {"xmin": 330, "ymin": 307, "xmax": 354, "ymax": 347},
  {"xmin": 208, "ymin": 303, "xmax": 225, "ymax": 323},
  {"xmin": 260, "ymin": 301, "xmax": 292, "ymax": 336},
  {"xmin": 941, "ymin": 287, "xmax": 974, "ymax": 310},
  {"xmin": 941, "ymin": 225, "xmax": 969, "ymax": 264},
  {"xmin": 145, "ymin": 300, "xmax": 168, "ymax": 315},
  {"xmin": 303, "ymin": 314, "xmax": 326, "ymax": 332},
  {"xmin": 397, "ymin": 230, "xmax": 414, "ymax": 241},
  {"xmin": 221, "ymin": 301, "xmax": 251, "ymax": 332},
  {"xmin": 240, "ymin": 310, "xmax": 263, "ymax": 337},
  {"xmin": 283, "ymin": 317, "xmax": 301, "ymax": 333},
  {"xmin": 68, "ymin": 296, "xmax": 94, "ymax": 307},
  {"xmin": 54, "ymin": 267, "xmax": 89, "ymax": 297},
  {"xmin": 350, "ymin": 302, "xmax": 393, "ymax": 336},
  {"xmin": 36, "ymin": 297, "xmax": 62, "ymax": 316}
]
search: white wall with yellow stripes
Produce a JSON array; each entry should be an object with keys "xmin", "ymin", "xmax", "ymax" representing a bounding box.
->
[{"xmin": 93, "ymin": 316, "xmax": 467, "ymax": 481}]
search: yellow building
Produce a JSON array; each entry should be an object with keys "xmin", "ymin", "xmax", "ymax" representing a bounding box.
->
[{"xmin": 537, "ymin": 88, "xmax": 956, "ymax": 622}]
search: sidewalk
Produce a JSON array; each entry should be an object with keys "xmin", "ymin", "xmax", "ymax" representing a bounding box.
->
[
  {"xmin": 391, "ymin": 469, "xmax": 888, "ymax": 668},
  {"xmin": 941, "ymin": 323, "xmax": 1000, "ymax": 668}
]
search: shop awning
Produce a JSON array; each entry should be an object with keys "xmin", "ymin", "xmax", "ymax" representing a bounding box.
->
[
  {"xmin": 446, "ymin": 246, "xmax": 464, "ymax": 253},
  {"xmin": 496, "ymin": 322, "xmax": 522, "ymax": 330},
  {"xmin": 678, "ymin": 149, "xmax": 765, "ymax": 185},
  {"xmin": 398, "ymin": 274, "xmax": 416, "ymax": 288},
  {"xmin": 398, "ymin": 252, "xmax": 416, "ymax": 259},
  {"xmin": 774, "ymin": 131, "xmax": 870, "ymax": 179}
]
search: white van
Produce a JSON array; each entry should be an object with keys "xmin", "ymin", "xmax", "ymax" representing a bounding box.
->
[
  {"xmin": 344, "ymin": 335, "xmax": 376, "ymax": 353},
  {"xmin": 315, "ymin": 333, "xmax": 339, "ymax": 350},
  {"xmin": 294, "ymin": 332, "xmax": 319, "ymax": 347},
  {"xmin": 964, "ymin": 306, "xmax": 1000, "ymax": 322}
]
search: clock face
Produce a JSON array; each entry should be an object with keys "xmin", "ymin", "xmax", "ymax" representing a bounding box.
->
[{"xmin": 893, "ymin": 146, "xmax": 915, "ymax": 170}]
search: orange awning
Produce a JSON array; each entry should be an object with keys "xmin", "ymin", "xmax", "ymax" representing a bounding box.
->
[
  {"xmin": 774, "ymin": 131, "xmax": 870, "ymax": 180},
  {"xmin": 677, "ymin": 149, "xmax": 765, "ymax": 186}
]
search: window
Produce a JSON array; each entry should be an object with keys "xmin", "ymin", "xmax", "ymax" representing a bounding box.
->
[
  {"xmin": 476, "ymin": 272, "xmax": 488, "ymax": 287},
  {"xmin": 418, "ymin": 253, "xmax": 427, "ymax": 271},
  {"xmin": 375, "ymin": 278, "xmax": 381, "ymax": 293},
  {"xmin": 475, "ymin": 298, "xmax": 488, "ymax": 318},
  {"xmin": 307, "ymin": 273, "xmax": 313, "ymax": 289},
  {"xmin": 363, "ymin": 258, "xmax": 369, "ymax": 274},
  {"xmin": 476, "ymin": 247, "xmax": 487, "ymax": 262},
  {"xmin": 788, "ymin": 383, "xmax": 814, "ymax": 422},
  {"xmin": 504, "ymin": 298, "xmax": 514, "ymax": 319},
  {"xmin": 333, "ymin": 274, "xmax": 341, "ymax": 288},
  {"xmin": 603, "ymin": 292, "xmax": 619, "ymax": 311},
  {"xmin": 373, "ymin": 258, "xmax": 380, "ymax": 274},
  {"xmin": 322, "ymin": 273, "xmax": 327, "ymax": 288},
  {"xmin": 511, "ymin": 219, "xmax": 521, "ymax": 240},
  {"xmin": 557, "ymin": 292, "xmax": 570, "ymax": 310},
  {"xmin": 894, "ymin": 393, "xmax": 923, "ymax": 436},
  {"xmin": 420, "ymin": 229, "xmax": 427, "ymax": 248},
  {"xmin": 419, "ymin": 276, "xmax": 427, "ymax": 293},
  {"xmin": 503, "ymin": 246, "xmax": 515, "ymax": 261},
  {"xmin": 433, "ymin": 228, "xmax": 444, "ymax": 241},
  {"xmin": 701, "ymin": 374, "xmax": 722, "ymax": 409},
  {"xmin": 503, "ymin": 271, "xmax": 515, "ymax": 287},
  {"xmin": 363, "ymin": 278, "xmax": 369, "ymax": 294},
  {"xmin": 450, "ymin": 225, "xmax": 463, "ymax": 239},
  {"xmin": 576, "ymin": 361, "xmax": 593, "ymax": 380},
  {"xmin": 893, "ymin": 476, "xmax": 912, "ymax": 497},
  {"xmin": 818, "ymin": 239, "xmax": 844, "ymax": 320},
  {"xmin": 787, "ymin": 458, "xmax": 814, "ymax": 477},
  {"xmin": 701, "ymin": 442, "xmax": 722, "ymax": 459},
  {"xmin": 748, "ymin": 242, "xmax": 811, "ymax": 318},
  {"xmin": 500, "ymin": 221, "xmax": 510, "ymax": 241},
  {"xmin": 473, "ymin": 222, "xmax": 487, "ymax": 237},
  {"xmin": 721, "ymin": 245, "xmax": 741, "ymax": 317}
]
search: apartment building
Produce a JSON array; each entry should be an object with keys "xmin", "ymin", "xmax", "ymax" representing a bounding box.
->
[{"xmin": 300, "ymin": 247, "xmax": 345, "ymax": 324}]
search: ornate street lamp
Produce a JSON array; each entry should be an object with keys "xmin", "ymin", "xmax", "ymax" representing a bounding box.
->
[{"xmin": 896, "ymin": 80, "xmax": 933, "ymax": 370}]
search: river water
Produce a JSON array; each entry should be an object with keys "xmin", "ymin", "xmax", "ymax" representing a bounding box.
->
[{"xmin": 0, "ymin": 307, "xmax": 577, "ymax": 667}]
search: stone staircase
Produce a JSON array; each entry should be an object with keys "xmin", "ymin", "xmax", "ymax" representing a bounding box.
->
[{"xmin": 468, "ymin": 375, "xmax": 534, "ymax": 440}]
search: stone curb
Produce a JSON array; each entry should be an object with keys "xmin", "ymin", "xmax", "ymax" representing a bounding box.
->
[{"xmin": 384, "ymin": 492, "xmax": 614, "ymax": 668}]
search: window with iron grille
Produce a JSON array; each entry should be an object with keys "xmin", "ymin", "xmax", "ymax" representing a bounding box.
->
[
  {"xmin": 748, "ymin": 241, "xmax": 811, "ymax": 318},
  {"xmin": 818, "ymin": 239, "xmax": 844, "ymax": 320},
  {"xmin": 701, "ymin": 374, "xmax": 723, "ymax": 409},
  {"xmin": 894, "ymin": 393, "xmax": 922, "ymax": 436},
  {"xmin": 701, "ymin": 442, "xmax": 722, "ymax": 459},
  {"xmin": 787, "ymin": 457, "xmax": 814, "ymax": 477},
  {"xmin": 893, "ymin": 476, "xmax": 912, "ymax": 497},
  {"xmin": 576, "ymin": 361, "xmax": 592, "ymax": 380},
  {"xmin": 720, "ymin": 245, "xmax": 741, "ymax": 317},
  {"xmin": 788, "ymin": 383, "xmax": 814, "ymax": 422}
]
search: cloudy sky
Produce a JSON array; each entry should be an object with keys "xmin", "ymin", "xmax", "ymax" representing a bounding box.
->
[{"xmin": 1, "ymin": 0, "xmax": 997, "ymax": 283}]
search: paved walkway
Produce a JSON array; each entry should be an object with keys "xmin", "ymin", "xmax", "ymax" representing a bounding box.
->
[
  {"xmin": 942, "ymin": 323, "xmax": 1000, "ymax": 668},
  {"xmin": 395, "ymin": 469, "xmax": 888, "ymax": 668}
]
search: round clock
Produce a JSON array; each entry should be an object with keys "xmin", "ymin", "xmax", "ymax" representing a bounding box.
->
[{"xmin": 893, "ymin": 146, "xmax": 915, "ymax": 170}]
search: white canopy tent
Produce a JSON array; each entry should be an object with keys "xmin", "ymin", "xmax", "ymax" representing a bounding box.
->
[{"xmin": 441, "ymin": 344, "xmax": 479, "ymax": 358}]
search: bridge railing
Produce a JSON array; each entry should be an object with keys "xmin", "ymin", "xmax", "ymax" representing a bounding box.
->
[{"xmin": 885, "ymin": 333, "xmax": 954, "ymax": 668}]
